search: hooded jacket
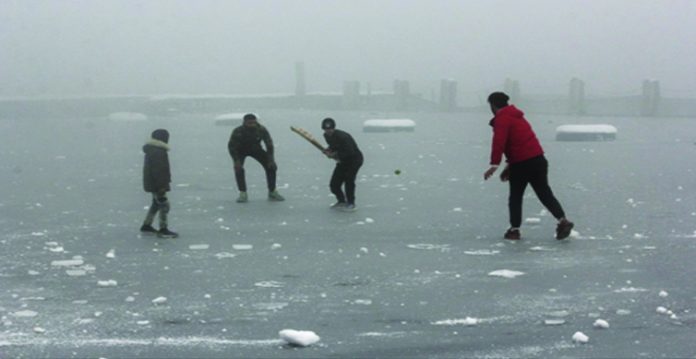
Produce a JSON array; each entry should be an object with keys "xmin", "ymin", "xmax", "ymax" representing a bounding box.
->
[
  {"xmin": 143, "ymin": 139, "xmax": 171, "ymax": 193},
  {"xmin": 489, "ymin": 105, "xmax": 544, "ymax": 165}
]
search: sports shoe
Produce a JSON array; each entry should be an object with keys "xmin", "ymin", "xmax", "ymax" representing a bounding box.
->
[
  {"xmin": 330, "ymin": 201, "xmax": 346, "ymax": 209},
  {"xmin": 268, "ymin": 190, "xmax": 285, "ymax": 201},
  {"xmin": 140, "ymin": 224, "xmax": 157, "ymax": 234},
  {"xmin": 236, "ymin": 191, "xmax": 248, "ymax": 203},
  {"xmin": 340, "ymin": 203, "xmax": 357, "ymax": 212},
  {"xmin": 504, "ymin": 228, "xmax": 521, "ymax": 240},
  {"xmin": 556, "ymin": 218, "xmax": 574, "ymax": 240},
  {"xmin": 157, "ymin": 228, "xmax": 179, "ymax": 238}
]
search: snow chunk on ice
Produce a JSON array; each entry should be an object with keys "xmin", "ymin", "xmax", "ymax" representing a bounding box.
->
[
  {"xmin": 255, "ymin": 281, "xmax": 284, "ymax": 288},
  {"xmin": 363, "ymin": 119, "xmax": 416, "ymax": 133},
  {"xmin": 108, "ymin": 112, "xmax": 148, "ymax": 121},
  {"xmin": 432, "ymin": 317, "xmax": 479, "ymax": 326},
  {"xmin": 656, "ymin": 306, "xmax": 669, "ymax": 314},
  {"xmin": 33, "ymin": 327, "xmax": 46, "ymax": 334},
  {"xmin": 97, "ymin": 280, "xmax": 118, "ymax": 287},
  {"xmin": 556, "ymin": 124, "xmax": 617, "ymax": 141},
  {"xmin": 152, "ymin": 296, "xmax": 167, "ymax": 305},
  {"xmin": 106, "ymin": 249, "xmax": 115, "ymax": 258},
  {"xmin": 572, "ymin": 331, "xmax": 589, "ymax": 343},
  {"xmin": 488, "ymin": 269, "xmax": 525, "ymax": 278},
  {"xmin": 233, "ymin": 244, "xmax": 253, "ymax": 250},
  {"xmin": 12, "ymin": 310, "xmax": 38, "ymax": 318},
  {"xmin": 279, "ymin": 329, "xmax": 320, "ymax": 347},
  {"xmin": 659, "ymin": 290, "xmax": 669, "ymax": 297},
  {"xmin": 51, "ymin": 259, "xmax": 84, "ymax": 267},
  {"xmin": 543, "ymin": 319, "xmax": 565, "ymax": 326},
  {"xmin": 463, "ymin": 249, "xmax": 500, "ymax": 256},
  {"xmin": 593, "ymin": 319, "xmax": 610, "ymax": 329},
  {"xmin": 189, "ymin": 244, "xmax": 209, "ymax": 250},
  {"xmin": 214, "ymin": 252, "xmax": 236, "ymax": 259},
  {"xmin": 524, "ymin": 217, "xmax": 541, "ymax": 224}
]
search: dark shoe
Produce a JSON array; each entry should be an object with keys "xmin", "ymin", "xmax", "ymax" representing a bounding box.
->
[
  {"xmin": 268, "ymin": 190, "xmax": 285, "ymax": 201},
  {"xmin": 556, "ymin": 219, "xmax": 574, "ymax": 240},
  {"xmin": 236, "ymin": 192, "xmax": 248, "ymax": 203},
  {"xmin": 340, "ymin": 203, "xmax": 356, "ymax": 212},
  {"xmin": 330, "ymin": 201, "xmax": 346, "ymax": 209},
  {"xmin": 157, "ymin": 228, "xmax": 179, "ymax": 238},
  {"xmin": 140, "ymin": 224, "xmax": 157, "ymax": 234},
  {"xmin": 504, "ymin": 228, "xmax": 521, "ymax": 240}
]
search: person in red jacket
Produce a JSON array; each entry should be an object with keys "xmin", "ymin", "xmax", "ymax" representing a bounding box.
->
[{"xmin": 483, "ymin": 92, "xmax": 574, "ymax": 240}]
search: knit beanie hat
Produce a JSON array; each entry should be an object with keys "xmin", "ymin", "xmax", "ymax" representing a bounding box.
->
[{"xmin": 151, "ymin": 129, "xmax": 169, "ymax": 143}]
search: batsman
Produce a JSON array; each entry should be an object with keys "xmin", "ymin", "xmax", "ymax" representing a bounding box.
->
[{"xmin": 321, "ymin": 118, "xmax": 363, "ymax": 211}]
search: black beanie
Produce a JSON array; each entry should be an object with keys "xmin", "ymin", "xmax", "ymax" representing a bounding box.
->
[
  {"xmin": 151, "ymin": 129, "xmax": 169, "ymax": 143},
  {"xmin": 321, "ymin": 117, "xmax": 336, "ymax": 130},
  {"xmin": 243, "ymin": 113, "xmax": 257, "ymax": 122}
]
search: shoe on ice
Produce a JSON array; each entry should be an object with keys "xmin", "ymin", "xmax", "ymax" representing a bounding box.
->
[
  {"xmin": 504, "ymin": 228, "xmax": 521, "ymax": 240},
  {"xmin": 268, "ymin": 190, "xmax": 285, "ymax": 201},
  {"xmin": 140, "ymin": 224, "xmax": 157, "ymax": 234},
  {"xmin": 341, "ymin": 203, "xmax": 357, "ymax": 212},
  {"xmin": 330, "ymin": 201, "xmax": 346, "ymax": 209},
  {"xmin": 556, "ymin": 218, "xmax": 574, "ymax": 240},
  {"xmin": 157, "ymin": 228, "xmax": 179, "ymax": 238},
  {"xmin": 236, "ymin": 191, "xmax": 248, "ymax": 203}
]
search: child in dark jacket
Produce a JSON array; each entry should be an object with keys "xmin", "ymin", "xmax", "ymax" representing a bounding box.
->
[{"xmin": 140, "ymin": 129, "xmax": 178, "ymax": 238}]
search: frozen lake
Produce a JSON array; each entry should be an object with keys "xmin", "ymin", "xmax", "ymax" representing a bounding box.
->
[{"xmin": 1, "ymin": 108, "xmax": 695, "ymax": 358}]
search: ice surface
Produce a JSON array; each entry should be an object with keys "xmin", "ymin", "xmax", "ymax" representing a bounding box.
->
[
  {"xmin": 1, "ymin": 110, "xmax": 695, "ymax": 358},
  {"xmin": 107, "ymin": 112, "xmax": 148, "ymax": 121}
]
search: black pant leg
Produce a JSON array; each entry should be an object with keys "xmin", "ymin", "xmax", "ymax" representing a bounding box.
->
[
  {"xmin": 508, "ymin": 163, "xmax": 530, "ymax": 228},
  {"xmin": 344, "ymin": 161, "xmax": 362, "ymax": 204},
  {"xmin": 329, "ymin": 164, "xmax": 347, "ymax": 203},
  {"xmin": 234, "ymin": 155, "xmax": 248, "ymax": 192},
  {"xmin": 249, "ymin": 149, "xmax": 276, "ymax": 191},
  {"xmin": 528, "ymin": 157, "xmax": 566, "ymax": 220}
]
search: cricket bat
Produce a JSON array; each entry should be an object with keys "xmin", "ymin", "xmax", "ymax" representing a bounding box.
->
[{"xmin": 290, "ymin": 126, "xmax": 327, "ymax": 153}]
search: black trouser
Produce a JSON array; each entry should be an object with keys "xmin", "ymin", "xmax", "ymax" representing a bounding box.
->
[
  {"xmin": 330, "ymin": 159, "xmax": 363, "ymax": 205},
  {"xmin": 234, "ymin": 149, "xmax": 276, "ymax": 192},
  {"xmin": 508, "ymin": 155, "xmax": 565, "ymax": 228},
  {"xmin": 143, "ymin": 192, "xmax": 170, "ymax": 229}
]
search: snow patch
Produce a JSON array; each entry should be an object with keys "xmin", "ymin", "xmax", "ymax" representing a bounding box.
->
[
  {"xmin": 278, "ymin": 329, "xmax": 320, "ymax": 347},
  {"xmin": 488, "ymin": 269, "xmax": 525, "ymax": 278}
]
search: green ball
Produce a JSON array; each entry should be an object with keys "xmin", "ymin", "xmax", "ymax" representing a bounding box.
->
[{"xmin": 394, "ymin": 169, "xmax": 401, "ymax": 175}]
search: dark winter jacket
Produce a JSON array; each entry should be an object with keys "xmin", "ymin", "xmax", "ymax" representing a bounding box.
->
[
  {"xmin": 324, "ymin": 129, "xmax": 363, "ymax": 164},
  {"xmin": 489, "ymin": 105, "xmax": 544, "ymax": 165},
  {"xmin": 143, "ymin": 139, "xmax": 171, "ymax": 193},
  {"xmin": 227, "ymin": 124, "xmax": 274, "ymax": 161}
]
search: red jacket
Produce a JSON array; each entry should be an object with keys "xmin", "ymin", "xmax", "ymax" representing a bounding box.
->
[{"xmin": 489, "ymin": 105, "xmax": 544, "ymax": 165}]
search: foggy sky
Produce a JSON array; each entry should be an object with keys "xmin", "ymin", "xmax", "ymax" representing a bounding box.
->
[{"xmin": 1, "ymin": 0, "xmax": 695, "ymax": 99}]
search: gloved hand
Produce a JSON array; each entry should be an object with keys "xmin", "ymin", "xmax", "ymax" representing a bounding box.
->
[
  {"xmin": 156, "ymin": 191, "xmax": 168, "ymax": 204},
  {"xmin": 499, "ymin": 166, "xmax": 510, "ymax": 182}
]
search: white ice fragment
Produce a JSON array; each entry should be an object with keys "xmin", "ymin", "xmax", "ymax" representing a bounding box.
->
[
  {"xmin": 106, "ymin": 249, "xmax": 115, "ymax": 258},
  {"xmin": 51, "ymin": 259, "xmax": 84, "ymax": 267},
  {"xmin": 48, "ymin": 246, "xmax": 64, "ymax": 253},
  {"xmin": 12, "ymin": 310, "xmax": 38, "ymax": 318},
  {"xmin": 189, "ymin": 244, "xmax": 209, "ymax": 250},
  {"xmin": 464, "ymin": 249, "xmax": 500, "ymax": 255},
  {"xmin": 616, "ymin": 309, "xmax": 631, "ymax": 315},
  {"xmin": 214, "ymin": 252, "xmax": 236, "ymax": 259},
  {"xmin": 33, "ymin": 327, "xmax": 46, "ymax": 333},
  {"xmin": 254, "ymin": 281, "xmax": 284, "ymax": 288},
  {"xmin": 365, "ymin": 218, "xmax": 375, "ymax": 224},
  {"xmin": 271, "ymin": 243, "xmax": 282, "ymax": 250},
  {"xmin": 28, "ymin": 270, "xmax": 40, "ymax": 276},
  {"xmin": 488, "ymin": 269, "xmax": 525, "ymax": 278},
  {"xmin": 572, "ymin": 331, "xmax": 589, "ymax": 343},
  {"xmin": 353, "ymin": 299, "xmax": 372, "ymax": 305},
  {"xmin": 278, "ymin": 329, "xmax": 320, "ymax": 347},
  {"xmin": 204, "ymin": 294, "xmax": 211, "ymax": 299},
  {"xmin": 97, "ymin": 280, "xmax": 117, "ymax": 287},
  {"xmin": 125, "ymin": 296, "xmax": 135, "ymax": 302},
  {"xmin": 524, "ymin": 217, "xmax": 541, "ymax": 224},
  {"xmin": 66, "ymin": 269, "xmax": 87, "ymax": 277},
  {"xmin": 452, "ymin": 207, "xmax": 463, "ymax": 212},
  {"xmin": 633, "ymin": 233, "xmax": 646, "ymax": 239},
  {"xmin": 432, "ymin": 317, "xmax": 479, "ymax": 326},
  {"xmin": 543, "ymin": 319, "xmax": 565, "ymax": 326},
  {"xmin": 593, "ymin": 319, "xmax": 610, "ymax": 329},
  {"xmin": 152, "ymin": 296, "xmax": 167, "ymax": 305},
  {"xmin": 360, "ymin": 247, "xmax": 369, "ymax": 254},
  {"xmin": 137, "ymin": 320, "xmax": 150, "ymax": 325},
  {"xmin": 233, "ymin": 244, "xmax": 253, "ymax": 250},
  {"xmin": 659, "ymin": 290, "xmax": 669, "ymax": 297},
  {"xmin": 216, "ymin": 218, "xmax": 224, "ymax": 223}
]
